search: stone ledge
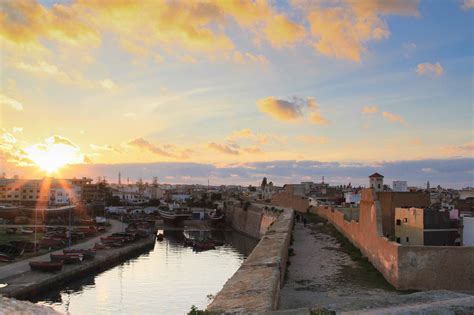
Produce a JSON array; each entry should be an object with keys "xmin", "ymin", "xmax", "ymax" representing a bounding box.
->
[{"xmin": 0, "ymin": 296, "xmax": 60, "ymax": 315}]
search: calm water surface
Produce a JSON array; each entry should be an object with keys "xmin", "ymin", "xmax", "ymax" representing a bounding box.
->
[{"xmin": 32, "ymin": 230, "xmax": 257, "ymax": 314}]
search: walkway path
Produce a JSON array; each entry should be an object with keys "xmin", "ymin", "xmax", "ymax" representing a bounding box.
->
[
  {"xmin": 279, "ymin": 217, "xmax": 403, "ymax": 312},
  {"xmin": 0, "ymin": 220, "xmax": 123, "ymax": 282}
]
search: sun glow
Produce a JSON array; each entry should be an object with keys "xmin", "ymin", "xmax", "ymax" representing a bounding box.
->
[{"xmin": 24, "ymin": 136, "xmax": 84, "ymax": 173}]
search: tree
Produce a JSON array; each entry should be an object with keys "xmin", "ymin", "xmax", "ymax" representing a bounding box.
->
[{"xmin": 261, "ymin": 177, "xmax": 268, "ymax": 187}]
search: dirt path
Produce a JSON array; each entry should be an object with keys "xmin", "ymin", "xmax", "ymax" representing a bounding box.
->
[{"xmin": 279, "ymin": 215, "xmax": 404, "ymax": 312}]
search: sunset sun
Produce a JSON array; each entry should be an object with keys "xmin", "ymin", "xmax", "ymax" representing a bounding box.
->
[{"xmin": 24, "ymin": 136, "xmax": 85, "ymax": 173}]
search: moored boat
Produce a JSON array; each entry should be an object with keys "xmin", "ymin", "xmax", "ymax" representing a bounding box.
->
[
  {"xmin": 0, "ymin": 252, "xmax": 14, "ymax": 262},
  {"xmin": 158, "ymin": 205, "xmax": 192, "ymax": 225},
  {"xmin": 156, "ymin": 233, "xmax": 164, "ymax": 241},
  {"xmin": 29, "ymin": 261, "xmax": 63, "ymax": 272},
  {"xmin": 63, "ymin": 249, "xmax": 96, "ymax": 260},
  {"xmin": 21, "ymin": 227, "xmax": 34, "ymax": 234},
  {"xmin": 50, "ymin": 253, "xmax": 82, "ymax": 264}
]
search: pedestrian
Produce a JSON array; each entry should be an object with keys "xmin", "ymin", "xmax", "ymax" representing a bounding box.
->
[{"xmin": 303, "ymin": 216, "xmax": 307, "ymax": 227}]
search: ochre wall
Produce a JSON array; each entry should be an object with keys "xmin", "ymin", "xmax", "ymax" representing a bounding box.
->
[
  {"xmin": 271, "ymin": 190, "xmax": 310, "ymax": 213},
  {"xmin": 274, "ymin": 188, "xmax": 474, "ymax": 291}
]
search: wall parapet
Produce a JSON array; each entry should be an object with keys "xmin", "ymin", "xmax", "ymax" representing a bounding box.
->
[{"xmin": 207, "ymin": 207, "xmax": 294, "ymax": 314}]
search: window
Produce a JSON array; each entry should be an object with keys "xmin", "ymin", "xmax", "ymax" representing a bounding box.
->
[
  {"xmin": 378, "ymin": 184, "xmax": 381, "ymax": 189},
  {"xmin": 406, "ymin": 237, "xmax": 409, "ymax": 243},
  {"xmin": 403, "ymin": 218, "xmax": 408, "ymax": 223},
  {"xmin": 396, "ymin": 219, "xmax": 401, "ymax": 226},
  {"xmin": 396, "ymin": 237, "xmax": 401, "ymax": 243}
]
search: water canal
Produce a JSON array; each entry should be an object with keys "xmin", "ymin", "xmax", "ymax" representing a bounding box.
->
[{"xmin": 30, "ymin": 230, "xmax": 258, "ymax": 314}]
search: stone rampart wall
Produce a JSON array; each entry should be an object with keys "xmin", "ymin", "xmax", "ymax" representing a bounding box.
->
[{"xmin": 208, "ymin": 207, "xmax": 294, "ymax": 313}]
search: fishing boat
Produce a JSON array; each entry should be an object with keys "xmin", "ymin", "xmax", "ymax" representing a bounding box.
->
[
  {"xmin": 50, "ymin": 253, "xmax": 83, "ymax": 264},
  {"xmin": 209, "ymin": 210, "xmax": 225, "ymax": 226},
  {"xmin": 63, "ymin": 249, "xmax": 96, "ymax": 260},
  {"xmin": 93, "ymin": 242, "xmax": 107, "ymax": 250},
  {"xmin": 29, "ymin": 261, "xmax": 63, "ymax": 272},
  {"xmin": 0, "ymin": 252, "xmax": 14, "ymax": 262},
  {"xmin": 158, "ymin": 205, "xmax": 192, "ymax": 225}
]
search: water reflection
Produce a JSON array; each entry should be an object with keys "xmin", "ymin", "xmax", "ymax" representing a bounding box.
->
[{"xmin": 32, "ymin": 230, "xmax": 257, "ymax": 315}]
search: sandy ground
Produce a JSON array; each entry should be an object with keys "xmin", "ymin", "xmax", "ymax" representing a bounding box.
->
[{"xmin": 279, "ymin": 219, "xmax": 406, "ymax": 311}]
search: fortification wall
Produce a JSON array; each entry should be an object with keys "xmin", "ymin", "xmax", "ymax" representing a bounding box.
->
[
  {"xmin": 208, "ymin": 207, "xmax": 294, "ymax": 313},
  {"xmin": 275, "ymin": 189, "xmax": 474, "ymax": 291},
  {"xmin": 397, "ymin": 245, "xmax": 474, "ymax": 291},
  {"xmin": 271, "ymin": 191, "xmax": 310, "ymax": 213}
]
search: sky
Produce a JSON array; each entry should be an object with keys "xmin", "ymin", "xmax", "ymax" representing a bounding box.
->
[{"xmin": 0, "ymin": 0, "xmax": 473, "ymax": 187}]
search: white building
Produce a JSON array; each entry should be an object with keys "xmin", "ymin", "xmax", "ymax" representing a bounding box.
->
[
  {"xmin": 462, "ymin": 216, "xmax": 474, "ymax": 246},
  {"xmin": 392, "ymin": 181, "xmax": 408, "ymax": 192},
  {"xmin": 344, "ymin": 191, "xmax": 361, "ymax": 204}
]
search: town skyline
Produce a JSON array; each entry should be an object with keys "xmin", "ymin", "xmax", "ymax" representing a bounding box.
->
[{"xmin": 1, "ymin": 0, "xmax": 473, "ymax": 187}]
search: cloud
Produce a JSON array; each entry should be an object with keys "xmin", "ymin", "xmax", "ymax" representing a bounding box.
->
[
  {"xmin": 383, "ymin": 111, "xmax": 405, "ymax": 124},
  {"xmin": 12, "ymin": 127, "xmax": 23, "ymax": 133},
  {"xmin": 12, "ymin": 60, "xmax": 118, "ymax": 90},
  {"xmin": 207, "ymin": 142, "xmax": 239, "ymax": 155},
  {"xmin": 257, "ymin": 96, "xmax": 329, "ymax": 124},
  {"xmin": 462, "ymin": 0, "xmax": 474, "ymax": 9},
  {"xmin": 262, "ymin": 14, "xmax": 306, "ymax": 48},
  {"xmin": 305, "ymin": 0, "xmax": 419, "ymax": 62},
  {"xmin": 128, "ymin": 137, "xmax": 190, "ymax": 159},
  {"xmin": 442, "ymin": 141, "xmax": 474, "ymax": 156},
  {"xmin": 90, "ymin": 144, "xmax": 121, "ymax": 153},
  {"xmin": 232, "ymin": 51, "xmax": 269, "ymax": 64},
  {"xmin": 49, "ymin": 135, "xmax": 79, "ymax": 148},
  {"xmin": 362, "ymin": 105, "xmax": 378, "ymax": 114},
  {"xmin": 422, "ymin": 167, "xmax": 438, "ymax": 174},
  {"xmin": 100, "ymin": 79, "xmax": 116, "ymax": 90},
  {"xmin": 227, "ymin": 129, "xmax": 276, "ymax": 145},
  {"xmin": 416, "ymin": 62, "xmax": 444, "ymax": 76},
  {"xmin": 296, "ymin": 135, "xmax": 329, "ymax": 145},
  {"xmin": 1, "ymin": 133, "xmax": 17, "ymax": 144},
  {"xmin": 55, "ymin": 158, "xmax": 474, "ymax": 188},
  {"xmin": 0, "ymin": 93, "xmax": 24, "ymax": 111},
  {"xmin": 242, "ymin": 146, "xmax": 264, "ymax": 154},
  {"xmin": 307, "ymin": 97, "xmax": 329, "ymax": 125},
  {"xmin": 257, "ymin": 97, "xmax": 303, "ymax": 122}
]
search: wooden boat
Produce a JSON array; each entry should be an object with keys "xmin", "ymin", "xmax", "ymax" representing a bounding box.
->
[
  {"xmin": 0, "ymin": 244, "xmax": 24, "ymax": 257},
  {"xmin": 50, "ymin": 254, "xmax": 82, "ymax": 264},
  {"xmin": 93, "ymin": 242, "xmax": 107, "ymax": 250},
  {"xmin": 193, "ymin": 241, "xmax": 216, "ymax": 251},
  {"xmin": 0, "ymin": 252, "xmax": 14, "ymax": 262},
  {"xmin": 6, "ymin": 227, "xmax": 17, "ymax": 234},
  {"xmin": 63, "ymin": 249, "xmax": 96, "ymax": 260},
  {"xmin": 156, "ymin": 233, "xmax": 164, "ymax": 241},
  {"xmin": 158, "ymin": 207, "xmax": 192, "ymax": 225},
  {"xmin": 29, "ymin": 261, "xmax": 63, "ymax": 272},
  {"xmin": 21, "ymin": 227, "xmax": 34, "ymax": 234}
]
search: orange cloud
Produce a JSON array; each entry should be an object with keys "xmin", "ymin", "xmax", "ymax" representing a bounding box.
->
[
  {"xmin": 263, "ymin": 14, "xmax": 306, "ymax": 48},
  {"xmin": 383, "ymin": 111, "xmax": 405, "ymax": 124},
  {"xmin": 207, "ymin": 142, "xmax": 239, "ymax": 155},
  {"xmin": 362, "ymin": 105, "xmax": 378, "ymax": 114},
  {"xmin": 442, "ymin": 141, "xmax": 474, "ymax": 156},
  {"xmin": 416, "ymin": 62, "xmax": 444, "ymax": 76},
  {"xmin": 257, "ymin": 97, "xmax": 303, "ymax": 122},
  {"xmin": 307, "ymin": 97, "xmax": 329, "ymax": 125},
  {"xmin": 128, "ymin": 137, "xmax": 190, "ymax": 159},
  {"xmin": 305, "ymin": 0, "xmax": 419, "ymax": 62}
]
